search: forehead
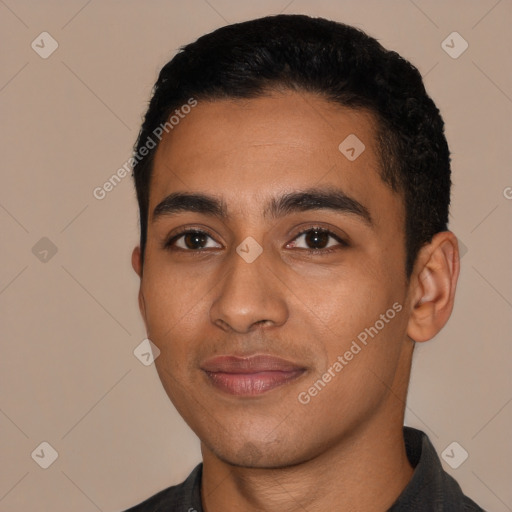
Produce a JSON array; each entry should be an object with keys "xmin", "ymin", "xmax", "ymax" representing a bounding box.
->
[{"xmin": 149, "ymin": 91, "xmax": 402, "ymax": 226}]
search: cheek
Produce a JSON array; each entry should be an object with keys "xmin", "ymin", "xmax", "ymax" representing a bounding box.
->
[
  {"xmin": 296, "ymin": 316, "xmax": 406, "ymax": 433},
  {"xmin": 141, "ymin": 256, "xmax": 205, "ymax": 330},
  {"xmin": 314, "ymin": 263, "xmax": 399, "ymax": 336},
  {"xmin": 314, "ymin": 268, "xmax": 406, "ymax": 391}
]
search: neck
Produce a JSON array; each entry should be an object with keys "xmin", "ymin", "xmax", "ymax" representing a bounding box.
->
[{"xmin": 201, "ymin": 411, "xmax": 414, "ymax": 512}]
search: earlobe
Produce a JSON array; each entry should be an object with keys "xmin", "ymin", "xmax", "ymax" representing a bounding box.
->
[
  {"xmin": 407, "ymin": 232, "xmax": 460, "ymax": 343},
  {"xmin": 132, "ymin": 246, "xmax": 142, "ymax": 278},
  {"xmin": 131, "ymin": 246, "xmax": 148, "ymax": 327}
]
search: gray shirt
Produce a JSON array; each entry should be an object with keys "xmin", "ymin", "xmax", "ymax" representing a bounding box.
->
[{"xmin": 123, "ymin": 427, "xmax": 486, "ymax": 511}]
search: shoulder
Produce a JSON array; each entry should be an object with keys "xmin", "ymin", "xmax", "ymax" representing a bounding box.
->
[{"xmin": 120, "ymin": 464, "xmax": 203, "ymax": 512}]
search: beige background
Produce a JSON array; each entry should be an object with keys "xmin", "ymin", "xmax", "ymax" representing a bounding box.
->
[{"xmin": 1, "ymin": 1, "xmax": 511, "ymax": 511}]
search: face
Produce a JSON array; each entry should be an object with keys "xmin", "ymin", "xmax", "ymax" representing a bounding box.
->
[{"xmin": 133, "ymin": 91, "xmax": 415, "ymax": 468}]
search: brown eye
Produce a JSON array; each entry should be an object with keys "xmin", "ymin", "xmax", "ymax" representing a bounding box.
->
[
  {"xmin": 304, "ymin": 229, "xmax": 330, "ymax": 249},
  {"xmin": 164, "ymin": 229, "xmax": 221, "ymax": 251},
  {"xmin": 288, "ymin": 227, "xmax": 348, "ymax": 254},
  {"xmin": 182, "ymin": 232, "xmax": 209, "ymax": 250}
]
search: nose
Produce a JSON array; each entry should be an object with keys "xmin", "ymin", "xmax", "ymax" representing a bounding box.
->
[{"xmin": 210, "ymin": 247, "xmax": 289, "ymax": 333}]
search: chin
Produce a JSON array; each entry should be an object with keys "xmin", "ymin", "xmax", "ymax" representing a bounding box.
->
[{"xmin": 207, "ymin": 436, "xmax": 317, "ymax": 470}]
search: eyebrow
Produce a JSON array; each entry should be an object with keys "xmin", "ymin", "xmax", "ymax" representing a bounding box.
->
[{"xmin": 152, "ymin": 186, "xmax": 373, "ymax": 227}]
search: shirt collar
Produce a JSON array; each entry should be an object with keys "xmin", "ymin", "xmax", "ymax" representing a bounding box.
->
[{"xmin": 387, "ymin": 426, "xmax": 481, "ymax": 511}]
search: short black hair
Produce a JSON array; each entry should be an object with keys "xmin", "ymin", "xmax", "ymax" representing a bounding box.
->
[{"xmin": 132, "ymin": 13, "xmax": 451, "ymax": 278}]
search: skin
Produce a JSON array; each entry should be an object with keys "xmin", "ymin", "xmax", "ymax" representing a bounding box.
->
[{"xmin": 131, "ymin": 90, "xmax": 460, "ymax": 511}]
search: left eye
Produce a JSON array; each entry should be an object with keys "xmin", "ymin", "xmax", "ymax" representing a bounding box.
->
[{"xmin": 287, "ymin": 228, "xmax": 347, "ymax": 252}]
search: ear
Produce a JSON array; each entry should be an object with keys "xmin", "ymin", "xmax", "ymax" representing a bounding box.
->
[
  {"xmin": 131, "ymin": 246, "xmax": 147, "ymax": 325},
  {"xmin": 132, "ymin": 245, "xmax": 142, "ymax": 278},
  {"xmin": 406, "ymin": 231, "xmax": 460, "ymax": 343}
]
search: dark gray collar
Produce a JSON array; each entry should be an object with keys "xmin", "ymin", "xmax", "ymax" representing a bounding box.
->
[{"xmin": 387, "ymin": 427, "xmax": 485, "ymax": 511}]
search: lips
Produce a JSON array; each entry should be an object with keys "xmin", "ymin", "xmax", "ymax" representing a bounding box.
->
[{"xmin": 201, "ymin": 354, "xmax": 306, "ymax": 396}]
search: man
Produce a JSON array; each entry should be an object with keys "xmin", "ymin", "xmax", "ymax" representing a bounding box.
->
[{"xmin": 125, "ymin": 13, "xmax": 486, "ymax": 511}]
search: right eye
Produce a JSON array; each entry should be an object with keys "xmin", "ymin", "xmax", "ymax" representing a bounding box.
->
[{"xmin": 163, "ymin": 229, "xmax": 222, "ymax": 251}]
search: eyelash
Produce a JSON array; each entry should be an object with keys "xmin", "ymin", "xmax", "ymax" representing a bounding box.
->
[{"xmin": 163, "ymin": 226, "xmax": 348, "ymax": 256}]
